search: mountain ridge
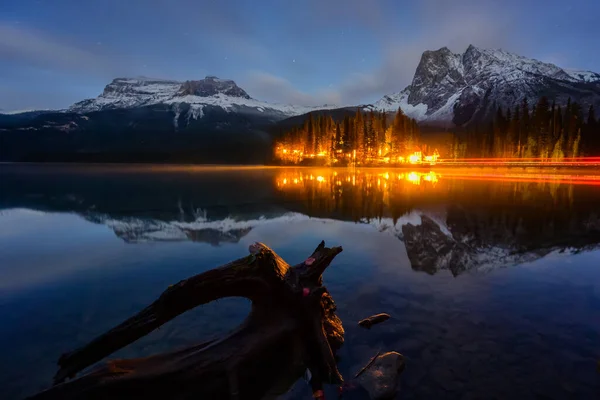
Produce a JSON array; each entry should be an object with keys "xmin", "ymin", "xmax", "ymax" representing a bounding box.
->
[
  {"xmin": 2, "ymin": 45, "xmax": 599, "ymax": 163},
  {"xmin": 368, "ymin": 44, "xmax": 600, "ymax": 127},
  {"xmin": 68, "ymin": 75, "xmax": 336, "ymax": 121}
]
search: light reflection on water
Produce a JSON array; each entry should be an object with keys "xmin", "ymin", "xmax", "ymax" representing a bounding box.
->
[{"xmin": 0, "ymin": 164, "xmax": 599, "ymax": 399}]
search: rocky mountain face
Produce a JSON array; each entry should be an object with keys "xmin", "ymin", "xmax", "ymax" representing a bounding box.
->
[
  {"xmin": 3, "ymin": 46, "xmax": 600, "ymax": 161},
  {"xmin": 371, "ymin": 45, "xmax": 600, "ymax": 127},
  {"xmin": 402, "ymin": 209, "xmax": 600, "ymax": 277},
  {"xmin": 178, "ymin": 76, "xmax": 251, "ymax": 98},
  {"xmin": 0, "ymin": 76, "xmax": 340, "ymax": 163},
  {"xmin": 69, "ymin": 75, "xmax": 328, "ymax": 120}
]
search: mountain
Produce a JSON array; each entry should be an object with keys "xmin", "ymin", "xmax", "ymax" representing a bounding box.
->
[
  {"xmin": 69, "ymin": 75, "xmax": 330, "ymax": 120},
  {"xmin": 2, "ymin": 47, "xmax": 600, "ymax": 162},
  {"xmin": 0, "ymin": 76, "xmax": 342, "ymax": 163},
  {"xmin": 369, "ymin": 45, "xmax": 600, "ymax": 127}
]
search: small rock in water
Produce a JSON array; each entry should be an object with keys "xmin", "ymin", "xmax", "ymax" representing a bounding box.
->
[
  {"xmin": 356, "ymin": 352, "xmax": 405, "ymax": 399},
  {"xmin": 358, "ymin": 313, "xmax": 391, "ymax": 329}
]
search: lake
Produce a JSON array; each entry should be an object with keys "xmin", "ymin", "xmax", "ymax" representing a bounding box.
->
[{"xmin": 1, "ymin": 164, "xmax": 599, "ymax": 399}]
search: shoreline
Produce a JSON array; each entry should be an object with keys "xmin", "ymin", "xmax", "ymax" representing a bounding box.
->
[{"xmin": 2, "ymin": 162, "xmax": 600, "ymax": 174}]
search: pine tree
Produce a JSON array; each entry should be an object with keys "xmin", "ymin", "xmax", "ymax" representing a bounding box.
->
[
  {"xmin": 354, "ymin": 110, "xmax": 364, "ymax": 157},
  {"xmin": 305, "ymin": 113, "xmax": 315, "ymax": 155},
  {"xmin": 535, "ymin": 96, "xmax": 551, "ymax": 159},
  {"xmin": 335, "ymin": 122, "xmax": 342, "ymax": 152},
  {"xmin": 588, "ymin": 105, "xmax": 597, "ymax": 127},
  {"xmin": 510, "ymin": 106, "xmax": 520, "ymax": 157},
  {"xmin": 342, "ymin": 116, "xmax": 350, "ymax": 152},
  {"xmin": 586, "ymin": 105, "xmax": 598, "ymax": 154},
  {"xmin": 520, "ymin": 98, "xmax": 530, "ymax": 157}
]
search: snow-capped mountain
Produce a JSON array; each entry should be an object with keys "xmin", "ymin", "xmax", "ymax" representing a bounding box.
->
[
  {"xmin": 70, "ymin": 75, "xmax": 334, "ymax": 120},
  {"xmin": 370, "ymin": 45, "xmax": 600, "ymax": 126}
]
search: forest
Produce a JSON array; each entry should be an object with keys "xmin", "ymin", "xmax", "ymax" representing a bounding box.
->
[
  {"xmin": 274, "ymin": 109, "xmax": 426, "ymax": 165},
  {"xmin": 450, "ymin": 98, "xmax": 598, "ymax": 160},
  {"xmin": 274, "ymin": 98, "xmax": 599, "ymax": 164}
]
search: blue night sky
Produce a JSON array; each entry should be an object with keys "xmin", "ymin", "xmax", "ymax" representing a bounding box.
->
[{"xmin": 1, "ymin": 0, "xmax": 599, "ymax": 111}]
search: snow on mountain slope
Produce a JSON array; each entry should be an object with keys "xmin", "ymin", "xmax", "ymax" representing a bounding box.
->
[
  {"xmin": 96, "ymin": 210, "xmax": 595, "ymax": 276},
  {"xmin": 370, "ymin": 45, "xmax": 600, "ymax": 126},
  {"xmin": 70, "ymin": 76, "xmax": 336, "ymax": 120},
  {"xmin": 367, "ymin": 88, "xmax": 428, "ymax": 120},
  {"xmin": 564, "ymin": 69, "xmax": 600, "ymax": 83}
]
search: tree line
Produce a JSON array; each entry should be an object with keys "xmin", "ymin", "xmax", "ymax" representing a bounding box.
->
[
  {"xmin": 275, "ymin": 108, "xmax": 422, "ymax": 164},
  {"xmin": 450, "ymin": 98, "xmax": 598, "ymax": 159}
]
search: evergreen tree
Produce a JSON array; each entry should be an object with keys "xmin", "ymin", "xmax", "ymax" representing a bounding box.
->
[
  {"xmin": 335, "ymin": 122, "xmax": 342, "ymax": 152},
  {"xmin": 342, "ymin": 116, "xmax": 350, "ymax": 152},
  {"xmin": 519, "ymin": 98, "xmax": 530, "ymax": 157},
  {"xmin": 535, "ymin": 96, "xmax": 551, "ymax": 159},
  {"xmin": 586, "ymin": 105, "xmax": 598, "ymax": 153},
  {"xmin": 304, "ymin": 114, "xmax": 314, "ymax": 155},
  {"xmin": 588, "ymin": 105, "xmax": 597, "ymax": 127}
]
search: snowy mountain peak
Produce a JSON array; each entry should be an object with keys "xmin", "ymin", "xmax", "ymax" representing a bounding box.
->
[
  {"xmin": 372, "ymin": 45, "xmax": 600, "ymax": 127},
  {"xmin": 69, "ymin": 75, "xmax": 338, "ymax": 119}
]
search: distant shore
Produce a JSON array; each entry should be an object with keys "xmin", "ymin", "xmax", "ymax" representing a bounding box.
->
[{"xmin": 3, "ymin": 162, "xmax": 600, "ymax": 175}]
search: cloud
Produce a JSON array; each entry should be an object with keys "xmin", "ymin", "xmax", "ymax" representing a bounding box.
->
[
  {"xmin": 243, "ymin": 71, "xmax": 341, "ymax": 106},
  {"xmin": 282, "ymin": 0, "xmax": 523, "ymax": 105},
  {"xmin": 0, "ymin": 23, "xmax": 129, "ymax": 78}
]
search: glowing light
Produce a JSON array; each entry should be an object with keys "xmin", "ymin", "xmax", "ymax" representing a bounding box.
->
[
  {"xmin": 293, "ymin": 178, "xmax": 299, "ymax": 184},
  {"xmin": 384, "ymin": 172, "xmax": 390, "ymax": 180},
  {"xmin": 283, "ymin": 178, "xmax": 287, "ymax": 185},
  {"xmin": 409, "ymin": 152, "xmax": 422, "ymax": 164},
  {"xmin": 282, "ymin": 149, "xmax": 288, "ymax": 154},
  {"xmin": 424, "ymin": 172, "xmax": 439, "ymax": 183},
  {"xmin": 317, "ymin": 151, "xmax": 327, "ymax": 157},
  {"xmin": 407, "ymin": 172, "xmax": 420, "ymax": 184},
  {"xmin": 316, "ymin": 176, "xmax": 325, "ymax": 182}
]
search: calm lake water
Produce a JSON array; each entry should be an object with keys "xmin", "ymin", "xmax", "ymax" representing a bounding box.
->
[{"xmin": 1, "ymin": 164, "xmax": 599, "ymax": 399}]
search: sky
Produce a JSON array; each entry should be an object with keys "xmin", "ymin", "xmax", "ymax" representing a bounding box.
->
[{"xmin": 1, "ymin": 0, "xmax": 599, "ymax": 112}]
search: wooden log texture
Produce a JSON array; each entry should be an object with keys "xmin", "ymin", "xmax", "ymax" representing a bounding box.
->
[{"xmin": 29, "ymin": 241, "xmax": 344, "ymax": 400}]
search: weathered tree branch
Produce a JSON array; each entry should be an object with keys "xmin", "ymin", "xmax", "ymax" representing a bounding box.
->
[{"xmin": 30, "ymin": 241, "xmax": 344, "ymax": 400}]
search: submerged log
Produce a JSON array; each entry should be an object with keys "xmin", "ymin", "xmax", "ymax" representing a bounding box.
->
[{"xmin": 30, "ymin": 241, "xmax": 344, "ymax": 400}]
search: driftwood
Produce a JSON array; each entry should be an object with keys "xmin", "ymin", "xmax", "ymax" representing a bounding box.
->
[{"xmin": 30, "ymin": 241, "xmax": 344, "ymax": 400}]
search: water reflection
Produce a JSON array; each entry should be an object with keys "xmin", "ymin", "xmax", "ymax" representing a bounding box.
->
[
  {"xmin": 1, "ymin": 165, "xmax": 600, "ymax": 399},
  {"xmin": 2, "ymin": 165, "xmax": 600, "ymax": 276},
  {"xmin": 274, "ymin": 168, "xmax": 600, "ymax": 275}
]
